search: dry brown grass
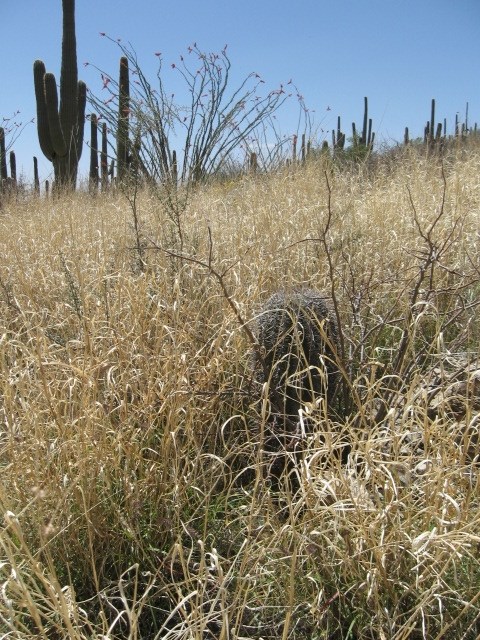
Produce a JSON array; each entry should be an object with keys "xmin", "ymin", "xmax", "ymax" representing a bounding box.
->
[{"xmin": 1, "ymin": 140, "xmax": 480, "ymax": 638}]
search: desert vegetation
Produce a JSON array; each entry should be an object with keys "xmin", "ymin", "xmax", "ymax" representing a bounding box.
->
[{"xmin": 0, "ymin": 136, "xmax": 479, "ymax": 638}]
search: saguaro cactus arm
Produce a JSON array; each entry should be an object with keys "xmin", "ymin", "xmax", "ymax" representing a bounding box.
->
[
  {"xmin": 76, "ymin": 80, "xmax": 87, "ymax": 159},
  {"xmin": 44, "ymin": 73, "xmax": 68, "ymax": 157},
  {"xmin": 33, "ymin": 60, "xmax": 55, "ymax": 161}
]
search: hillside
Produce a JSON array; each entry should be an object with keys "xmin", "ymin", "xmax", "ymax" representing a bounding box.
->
[{"xmin": 1, "ymin": 141, "xmax": 480, "ymax": 638}]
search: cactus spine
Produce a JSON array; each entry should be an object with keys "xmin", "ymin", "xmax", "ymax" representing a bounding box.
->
[
  {"xmin": 117, "ymin": 56, "xmax": 130, "ymax": 182},
  {"xmin": 33, "ymin": 0, "xmax": 86, "ymax": 189}
]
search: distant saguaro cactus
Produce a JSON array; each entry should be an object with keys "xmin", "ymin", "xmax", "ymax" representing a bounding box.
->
[
  {"xmin": 9, "ymin": 151, "xmax": 17, "ymax": 185},
  {"xmin": 0, "ymin": 128, "xmax": 7, "ymax": 182},
  {"xmin": 361, "ymin": 96, "xmax": 369, "ymax": 146},
  {"xmin": 89, "ymin": 114, "xmax": 99, "ymax": 191},
  {"xmin": 33, "ymin": 0, "xmax": 86, "ymax": 190},
  {"xmin": 256, "ymin": 289, "xmax": 340, "ymax": 479},
  {"xmin": 33, "ymin": 157, "xmax": 40, "ymax": 194},
  {"xmin": 333, "ymin": 116, "xmax": 345, "ymax": 151},
  {"xmin": 101, "ymin": 121, "xmax": 109, "ymax": 191}
]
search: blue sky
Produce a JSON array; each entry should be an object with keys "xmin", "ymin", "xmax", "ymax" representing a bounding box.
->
[{"xmin": 2, "ymin": 0, "xmax": 480, "ymax": 181}]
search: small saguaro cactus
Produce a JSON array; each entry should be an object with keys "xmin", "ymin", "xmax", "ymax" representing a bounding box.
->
[
  {"xmin": 255, "ymin": 289, "xmax": 340, "ymax": 480},
  {"xmin": 33, "ymin": 0, "xmax": 86, "ymax": 190}
]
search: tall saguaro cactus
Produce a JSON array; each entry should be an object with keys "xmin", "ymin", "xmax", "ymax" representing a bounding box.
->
[
  {"xmin": 33, "ymin": 0, "xmax": 86, "ymax": 189},
  {"xmin": 116, "ymin": 56, "xmax": 130, "ymax": 183}
]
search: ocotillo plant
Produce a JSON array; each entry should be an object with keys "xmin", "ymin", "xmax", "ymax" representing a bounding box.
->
[
  {"xmin": 33, "ymin": 0, "xmax": 86, "ymax": 190},
  {"xmin": 117, "ymin": 56, "xmax": 130, "ymax": 183},
  {"xmin": 88, "ymin": 39, "xmax": 299, "ymax": 185}
]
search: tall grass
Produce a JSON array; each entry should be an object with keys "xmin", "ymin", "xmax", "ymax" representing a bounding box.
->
[{"xmin": 1, "ymin": 141, "xmax": 479, "ymax": 638}]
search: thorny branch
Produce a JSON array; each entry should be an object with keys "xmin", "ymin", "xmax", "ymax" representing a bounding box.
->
[
  {"xmin": 374, "ymin": 166, "xmax": 462, "ymax": 424},
  {"xmin": 148, "ymin": 231, "xmax": 259, "ymax": 350}
]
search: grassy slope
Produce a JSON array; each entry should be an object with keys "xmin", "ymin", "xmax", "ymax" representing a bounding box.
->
[{"xmin": 1, "ymin": 141, "xmax": 480, "ymax": 638}]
